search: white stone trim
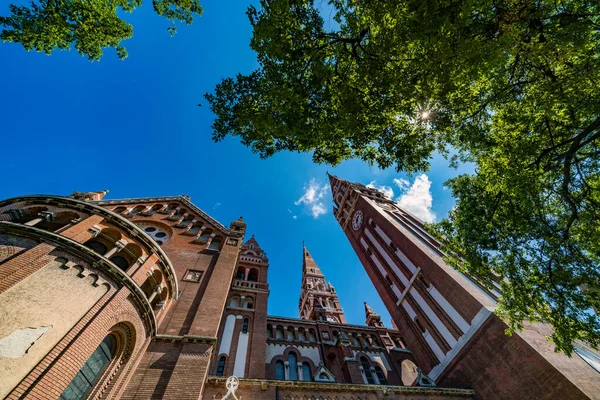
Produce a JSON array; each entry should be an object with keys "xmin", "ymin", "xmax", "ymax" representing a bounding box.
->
[
  {"xmin": 428, "ymin": 286, "xmax": 470, "ymax": 334},
  {"xmin": 428, "ymin": 307, "xmax": 494, "ymax": 380},
  {"xmin": 410, "ymin": 288, "xmax": 458, "ymax": 348},
  {"xmin": 423, "ymin": 330, "xmax": 446, "ymax": 361},
  {"xmin": 365, "ymin": 228, "xmax": 412, "ymax": 287},
  {"xmin": 218, "ymin": 314, "xmax": 236, "ymax": 356},
  {"xmin": 233, "ymin": 332, "xmax": 249, "ymax": 377},
  {"xmin": 402, "ymin": 302, "xmax": 417, "ymax": 320}
]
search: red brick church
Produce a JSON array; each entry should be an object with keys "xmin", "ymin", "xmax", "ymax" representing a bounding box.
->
[{"xmin": 0, "ymin": 177, "xmax": 597, "ymax": 399}]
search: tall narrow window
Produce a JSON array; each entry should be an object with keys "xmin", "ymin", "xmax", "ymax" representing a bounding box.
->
[
  {"xmin": 361, "ymin": 357, "xmax": 374, "ymax": 384},
  {"xmin": 275, "ymin": 361, "xmax": 285, "ymax": 380},
  {"xmin": 288, "ymin": 352, "xmax": 298, "ymax": 381},
  {"xmin": 242, "ymin": 318, "xmax": 249, "ymax": 334},
  {"xmin": 374, "ymin": 366, "xmax": 388, "ymax": 384},
  {"xmin": 302, "ymin": 364, "xmax": 311, "ymax": 381},
  {"xmin": 216, "ymin": 356, "xmax": 226, "ymax": 377},
  {"xmin": 59, "ymin": 334, "xmax": 117, "ymax": 400}
]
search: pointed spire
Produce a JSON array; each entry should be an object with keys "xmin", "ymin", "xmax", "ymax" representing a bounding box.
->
[
  {"xmin": 302, "ymin": 243, "xmax": 321, "ymax": 274},
  {"xmin": 364, "ymin": 302, "xmax": 384, "ymax": 328},
  {"xmin": 364, "ymin": 302, "xmax": 377, "ymax": 317},
  {"xmin": 299, "ymin": 243, "xmax": 346, "ymax": 323}
]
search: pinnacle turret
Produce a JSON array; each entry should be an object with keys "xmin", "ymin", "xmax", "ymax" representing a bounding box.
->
[{"xmin": 364, "ymin": 302, "xmax": 384, "ymax": 328}]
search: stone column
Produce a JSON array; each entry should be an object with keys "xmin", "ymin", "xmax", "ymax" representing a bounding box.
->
[
  {"xmin": 176, "ymin": 213, "xmax": 188, "ymax": 225},
  {"xmin": 194, "ymin": 226, "xmax": 207, "ymax": 241},
  {"xmin": 25, "ymin": 211, "xmax": 55, "ymax": 226},
  {"xmin": 284, "ymin": 361, "xmax": 290, "ymax": 380},
  {"xmin": 205, "ymin": 233, "xmax": 216, "ymax": 248},
  {"xmin": 104, "ymin": 239, "xmax": 127, "ymax": 259},
  {"xmin": 184, "ymin": 220, "xmax": 197, "ymax": 233},
  {"xmin": 148, "ymin": 283, "xmax": 164, "ymax": 303},
  {"xmin": 359, "ymin": 366, "xmax": 368, "ymax": 384},
  {"xmin": 297, "ymin": 362, "xmax": 304, "ymax": 381},
  {"xmin": 371, "ymin": 367, "xmax": 380, "ymax": 384}
]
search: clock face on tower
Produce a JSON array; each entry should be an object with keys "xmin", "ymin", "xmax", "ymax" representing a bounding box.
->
[{"xmin": 352, "ymin": 210, "xmax": 363, "ymax": 231}]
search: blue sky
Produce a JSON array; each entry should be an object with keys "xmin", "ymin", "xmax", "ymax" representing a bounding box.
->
[{"xmin": 0, "ymin": 0, "xmax": 473, "ymax": 326}]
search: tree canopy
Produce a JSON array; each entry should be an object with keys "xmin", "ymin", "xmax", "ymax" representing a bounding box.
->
[
  {"xmin": 0, "ymin": 0, "xmax": 202, "ymax": 60},
  {"xmin": 205, "ymin": 0, "xmax": 600, "ymax": 353}
]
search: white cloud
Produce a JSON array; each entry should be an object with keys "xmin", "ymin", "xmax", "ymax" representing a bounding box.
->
[
  {"xmin": 366, "ymin": 181, "xmax": 394, "ymax": 199},
  {"xmin": 393, "ymin": 178, "xmax": 409, "ymax": 191},
  {"xmin": 295, "ymin": 178, "xmax": 329, "ymax": 218},
  {"xmin": 395, "ymin": 174, "xmax": 436, "ymax": 223},
  {"xmin": 212, "ymin": 202, "xmax": 222, "ymax": 210},
  {"xmin": 293, "ymin": 215, "xmax": 298, "ymax": 220}
]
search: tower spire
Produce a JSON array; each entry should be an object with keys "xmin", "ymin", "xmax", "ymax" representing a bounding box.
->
[
  {"xmin": 298, "ymin": 244, "xmax": 346, "ymax": 323},
  {"xmin": 364, "ymin": 302, "xmax": 384, "ymax": 327}
]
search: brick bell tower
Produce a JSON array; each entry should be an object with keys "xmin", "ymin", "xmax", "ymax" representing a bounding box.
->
[
  {"xmin": 298, "ymin": 243, "xmax": 346, "ymax": 323},
  {"xmin": 212, "ymin": 233, "xmax": 270, "ymax": 380},
  {"xmin": 328, "ymin": 173, "xmax": 600, "ymax": 400}
]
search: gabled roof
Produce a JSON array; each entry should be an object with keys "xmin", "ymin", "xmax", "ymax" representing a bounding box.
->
[{"xmin": 94, "ymin": 195, "xmax": 242, "ymax": 237}]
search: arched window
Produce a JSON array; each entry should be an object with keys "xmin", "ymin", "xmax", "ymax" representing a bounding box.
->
[
  {"xmin": 84, "ymin": 240, "xmax": 108, "ymax": 255},
  {"xmin": 59, "ymin": 334, "xmax": 117, "ymax": 400},
  {"xmin": 374, "ymin": 366, "xmax": 387, "ymax": 384},
  {"xmin": 198, "ymin": 229, "xmax": 213, "ymax": 243},
  {"xmin": 287, "ymin": 327, "xmax": 295, "ymax": 340},
  {"xmin": 150, "ymin": 204, "xmax": 164, "ymax": 213},
  {"xmin": 208, "ymin": 236, "xmax": 222, "ymax": 250},
  {"xmin": 128, "ymin": 205, "xmax": 146, "ymax": 217},
  {"xmin": 371, "ymin": 335, "xmax": 379, "ymax": 347},
  {"xmin": 112, "ymin": 206, "xmax": 127, "ymax": 214},
  {"xmin": 352, "ymin": 334, "xmax": 361, "ymax": 346},
  {"xmin": 361, "ymin": 357, "xmax": 374, "ymax": 384},
  {"xmin": 275, "ymin": 326, "xmax": 284, "ymax": 339},
  {"xmin": 242, "ymin": 318, "xmax": 249, "ymax": 334},
  {"xmin": 288, "ymin": 352, "xmax": 298, "ymax": 381},
  {"xmin": 216, "ymin": 356, "xmax": 226, "ymax": 377},
  {"xmin": 267, "ymin": 325, "xmax": 273, "ymax": 339},
  {"xmin": 109, "ymin": 256, "xmax": 129, "ymax": 271},
  {"xmin": 298, "ymin": 329, "xmax": 306, "ymax": 341},
  {"xmin": 302, "ymin": 364, "xmax": 311, "ymax": 382},
  {"xmin": 415, "ymin": 318, "xmax": 426, "ymax": 333},
  {"xmin": 308, "ymin": 329, "xmax": 316, "ymax": 342},
  {"xmin": 229, "ymin": 296, "xmax": 240, "ymax": 308},
  {"xmin": 247, "ymin": 268, "xmax": 259, "ymax": 282},
  {"xmin": 275, "ymin": 361, "xmax": 285, "ymax": 380},
  {"xmin": 235, "ymin": 268, "xmax": 245, "ymax": 280}
]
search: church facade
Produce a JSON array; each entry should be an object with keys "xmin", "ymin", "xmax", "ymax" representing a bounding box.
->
[
  {"xmin": 0, "ymin": 178, "xmax": 597, "ymax": 399},
  {"xmin": 0, "ymin": 190, "xmax": 471, "ymax": 399}
]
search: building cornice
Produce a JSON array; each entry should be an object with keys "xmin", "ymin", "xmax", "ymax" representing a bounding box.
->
[
  {"xmin": 0, "ymin": 221, "xmax": 157, "ymax": 337},
  {"xmin": 205, "ymin": 377, "xmax": 475, "ymax": 396},
  {"xmin": 266, "ymin": 315, "xmax": 398, "ymax": 333},
  {"xmin": 92, "ymin": 195, "xmax": 242, "ymax": 237},
  {"xmin": 0, "ymin": 195, "xmax": 179, "ymax": 298},
  {"xmin": 154, "ymin": 334, "xmax": 217, "ymax": 344}
]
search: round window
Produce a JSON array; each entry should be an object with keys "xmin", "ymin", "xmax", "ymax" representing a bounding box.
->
[{"xmin": 136, "ymin": 223, "xmax": 171, "ymax": 246}]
